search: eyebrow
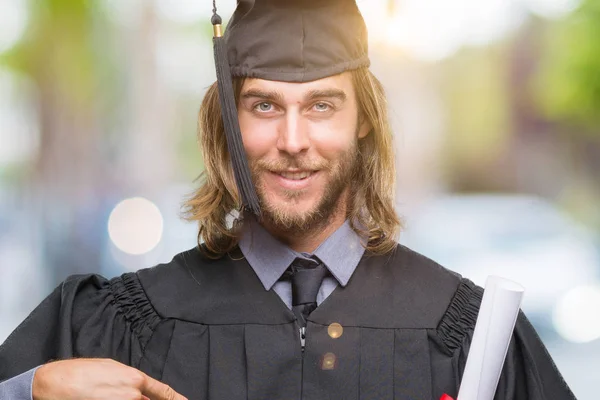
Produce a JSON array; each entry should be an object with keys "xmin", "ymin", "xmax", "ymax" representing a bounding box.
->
[
  {"xmin": 305, "ymin": 89, "xmax": 347, "ymax": 103},
  {"xmin": 241, "ymin": 89, "xmax": 285, "ymax": 103},
  {"xmin": 240, "ymin": 88, "xmax": 347, "ymax": 104}
]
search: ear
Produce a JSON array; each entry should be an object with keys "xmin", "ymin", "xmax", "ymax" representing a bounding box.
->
[{"xmin": 357, "ymin": 118, "xmax": 371, "ymax": 139}]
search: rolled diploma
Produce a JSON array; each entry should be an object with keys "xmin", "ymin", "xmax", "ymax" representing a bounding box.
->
[{"xmin": 457, "ymin": 276, "xmax": 525, "ymax": 400}]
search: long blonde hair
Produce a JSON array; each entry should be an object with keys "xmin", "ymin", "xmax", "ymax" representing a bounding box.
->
[{"xmin": 183, "ymin": 67, "xmax": 401, "ymax": 257}]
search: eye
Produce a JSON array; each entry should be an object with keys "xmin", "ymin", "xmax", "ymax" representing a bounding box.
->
[
  {"xmin": 313, "ymin": 102, "xmax": 331, "ymax": 112},
  {"xmin": 254, "ymin": 102, "xmax": 274, "ymax": 112}
]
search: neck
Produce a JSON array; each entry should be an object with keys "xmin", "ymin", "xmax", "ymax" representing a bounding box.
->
[{"xmin": 260, "ymin": 192, "xmax": 349, "ymax": 253}]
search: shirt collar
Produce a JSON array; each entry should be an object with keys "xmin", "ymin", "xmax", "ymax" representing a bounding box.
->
[{"xmin": 238, "ymin": 217, "xmax": 366, "ymax": 291}]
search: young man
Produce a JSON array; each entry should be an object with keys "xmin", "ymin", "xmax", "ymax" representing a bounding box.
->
[{"xmin": 0, "ymin": 1, "xmax": 575, "ymax": 399}]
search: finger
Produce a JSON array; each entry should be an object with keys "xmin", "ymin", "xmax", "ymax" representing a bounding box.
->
[{"xmin": 141, "ymin": 374, "xmax": 187, "ymax": 400}]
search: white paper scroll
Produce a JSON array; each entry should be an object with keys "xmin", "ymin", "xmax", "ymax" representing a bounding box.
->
[{"xmin": 457, "ymin": 276, "xmax": 525, "ymax": 400}]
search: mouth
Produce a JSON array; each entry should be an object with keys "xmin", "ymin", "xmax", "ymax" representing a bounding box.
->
[
  {"xmin": 268, "ymin": 170, "xmax": 319, "ymax": 190},
  {"xmin": 274, "ymin": 170, "xmax": 315, "ymax": 180}
]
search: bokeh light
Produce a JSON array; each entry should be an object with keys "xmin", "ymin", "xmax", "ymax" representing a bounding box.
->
[
  {"xmin": 553, "ymin": 285, "xmax": 600, "ymax": 343},
  {"xmin": 0, "ymin": 0, "xmax": 28, "ymax": 53},
  {"xmin": 108, "ymin": 197, "xmax": 164, "ymax": 255}
]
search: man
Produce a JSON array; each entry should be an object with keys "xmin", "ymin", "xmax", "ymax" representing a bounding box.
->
[{"xmin": 0, "ymin": 0, "xmax": 576, "ymax": 399}]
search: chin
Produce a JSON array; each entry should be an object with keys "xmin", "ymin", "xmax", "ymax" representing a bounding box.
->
[
  {"xmin": 270, "ymin": 199, "xmax": 319, "ymax": 219},
  {"xmin": 260, "ymin": 195, "xmax": 323, "ymax": 230}
]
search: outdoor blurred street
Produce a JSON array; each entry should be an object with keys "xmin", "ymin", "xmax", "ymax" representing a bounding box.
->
[{"xmin": 1, "ymin": 0, "xmax": 599, "ymax": 398}]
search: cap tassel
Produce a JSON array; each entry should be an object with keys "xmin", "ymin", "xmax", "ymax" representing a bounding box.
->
[{"xmin": 211, "ymin": 9, "xmax": 261, "ymax": 215}]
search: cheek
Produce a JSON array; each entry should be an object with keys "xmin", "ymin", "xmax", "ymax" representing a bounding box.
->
[
  {"xmin": 308, "ymin": 119, "xmax": 357, "ymax": 158},
  {"xmin": 311, "ymin": 137, "xmax": 349, "ymax": 160},
  {"xmin": 238, "ymin": 113, "xmax": 279, "ymax": 158}
]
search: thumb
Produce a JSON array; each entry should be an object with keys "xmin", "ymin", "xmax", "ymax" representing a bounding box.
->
[{"xmin": 141, "ymin": 374, "xmax": 187, "ymax": 400}]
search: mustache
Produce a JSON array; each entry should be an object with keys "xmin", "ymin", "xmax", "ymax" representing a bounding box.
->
[{"xmin": 252, "ymin": 158, "xmax": 329, "ymax": 172}]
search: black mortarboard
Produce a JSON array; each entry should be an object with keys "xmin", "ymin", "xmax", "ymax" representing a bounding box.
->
[{"xmin": 210, "ymin": 0, "xmax": 370, "ymax": 215}]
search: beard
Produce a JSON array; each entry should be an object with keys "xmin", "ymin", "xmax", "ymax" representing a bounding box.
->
[{"xmin": 250, "ymin": 142, "xmax": 359, "ymax": 235}]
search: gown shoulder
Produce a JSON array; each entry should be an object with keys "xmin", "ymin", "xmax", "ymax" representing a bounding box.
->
[{"xmin": 0, "ymin": 270, "xmax": 165, "ymax": 381}]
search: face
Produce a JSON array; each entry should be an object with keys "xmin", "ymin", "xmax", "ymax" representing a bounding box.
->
[{"xmin": 237, "ymin": 72, "xmax": 370, "ymax": 232}]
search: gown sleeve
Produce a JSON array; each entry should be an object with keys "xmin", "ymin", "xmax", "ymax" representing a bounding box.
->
[
  {"xmin": 0, "ymin": 273, "xmax": 162, "ymax": 382},
  {"xmin": 437, "ymin": 279, "xmax": 576, "ymax": 400}
]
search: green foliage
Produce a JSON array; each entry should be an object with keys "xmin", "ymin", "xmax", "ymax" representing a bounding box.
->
[
  {"xmin": 0, "ymin": 0, "xmax": 112, "ymax": 109},
  {"xmin": 535, "ymin": 0, "xmax": 600, "ymax": 132},
  {"xmin": 176, "ymin": 98, "xmax": 205, "ymax": 181},
  {"xmin": 440, "ymin": 45, "xmax": 513, "ymax": 165}
]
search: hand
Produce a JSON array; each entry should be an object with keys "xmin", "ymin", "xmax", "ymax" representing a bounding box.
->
[{"xmin": 32, "ymin": 358, "xmax": 187, "ymax": 400}]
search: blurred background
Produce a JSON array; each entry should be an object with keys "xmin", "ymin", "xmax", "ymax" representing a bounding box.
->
[{"xmin": 0, "ymin": 0, "xmax": 599, "ymax": 397}]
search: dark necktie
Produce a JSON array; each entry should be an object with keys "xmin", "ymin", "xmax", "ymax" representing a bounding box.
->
[{"xmin": 288, "ymin": 257, "xmax": 328, "ymax": 328}]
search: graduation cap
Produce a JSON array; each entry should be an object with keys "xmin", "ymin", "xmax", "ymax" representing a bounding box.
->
[{"xmin": 210, "ymin": 0, "xmax": 370, "ymax": 215}]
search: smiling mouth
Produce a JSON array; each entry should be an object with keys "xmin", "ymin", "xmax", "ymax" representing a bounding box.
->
[{"xmin": 273, "ymin": 170, "xmax": 316, "ymax": 180}]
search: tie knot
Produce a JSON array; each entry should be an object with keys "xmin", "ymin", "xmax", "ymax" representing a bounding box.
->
[
  {"xmin": 290, "ymin": 258, "xmax": 328, "ymax": 306},
  {"xmin": 291, "ymin": 256, "xmax": 320, "ymax": 271}
]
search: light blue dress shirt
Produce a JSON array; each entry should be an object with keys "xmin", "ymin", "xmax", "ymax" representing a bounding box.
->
[
  {"xmin": 0, "ymin": 368, "xmax": 37, "ymax": 400},
  {"xmin": 238, "ymin": 217, "xmax": 366, "ymax": 309}
]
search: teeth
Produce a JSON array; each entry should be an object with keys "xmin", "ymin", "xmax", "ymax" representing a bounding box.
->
[{"xmin": 279, "ymin": 171, "xmax": 312, "ymax": 180}]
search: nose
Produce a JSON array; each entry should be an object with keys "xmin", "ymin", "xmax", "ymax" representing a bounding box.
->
[{"xmin": 276, "ymin": 112, "xmax": 310, "ymax": 155}]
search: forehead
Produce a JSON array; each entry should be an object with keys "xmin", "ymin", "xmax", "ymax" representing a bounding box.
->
[{"xmin": 240, "ymin": 72, "xmax": 355, "ymax": 98}]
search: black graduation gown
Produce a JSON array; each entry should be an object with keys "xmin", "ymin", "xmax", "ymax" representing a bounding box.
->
[{"xmin": 0, "ymin": 244, "xmax": 575, "ymax": 400}]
